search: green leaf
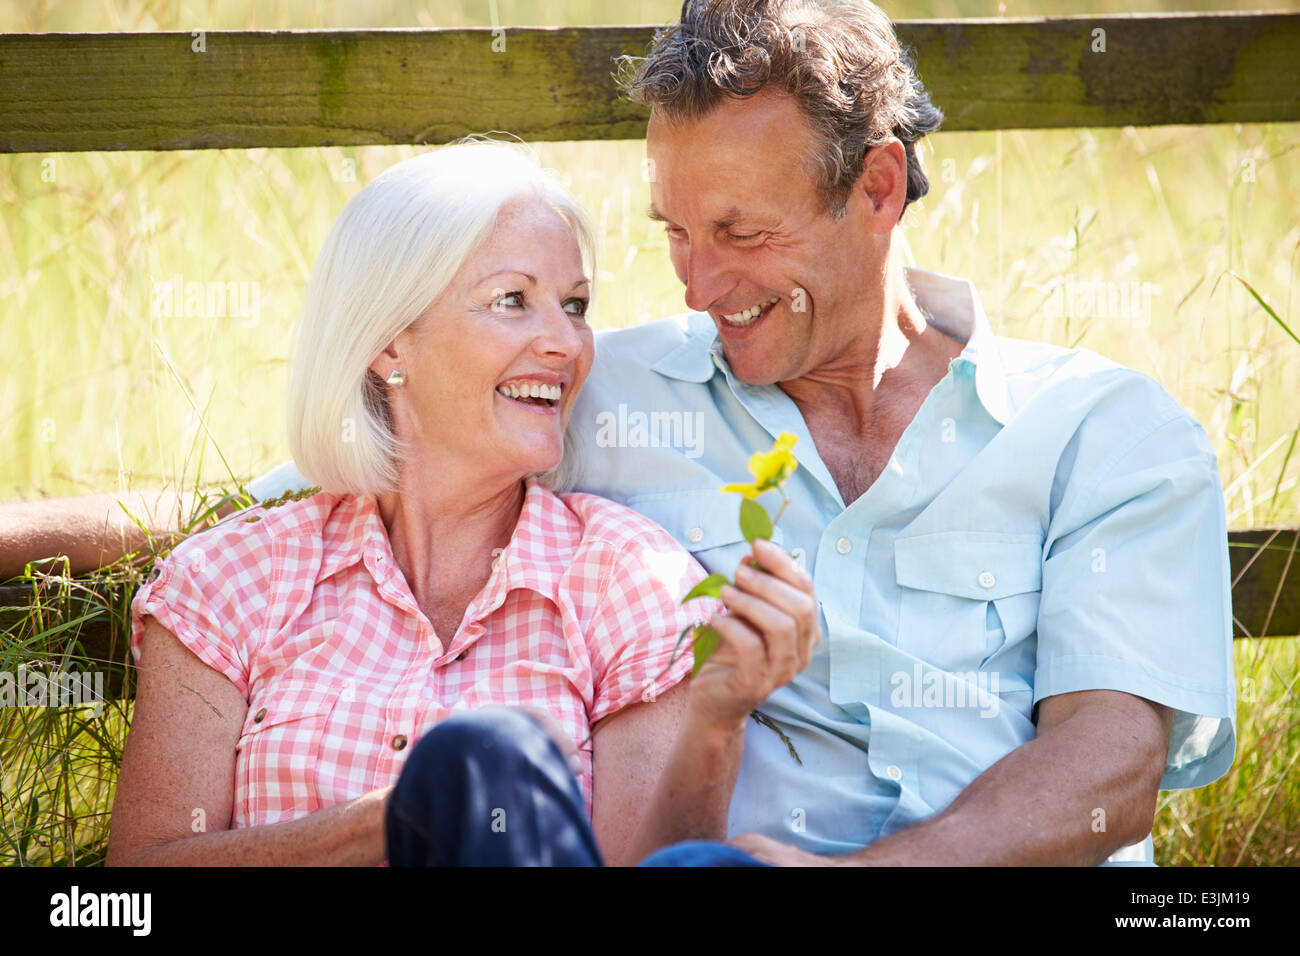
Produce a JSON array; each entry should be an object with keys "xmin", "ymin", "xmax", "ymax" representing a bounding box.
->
[
  {"xmin": 739, "ymin": 497, "xmax": 773, "ymax": 543},
  {"xmin": 682, "ymin": 573, "xmax": 729, "ymax": 604},
  {"xmin": 691, "ymin": 624, "xmax": 721, "ymax": 677}
]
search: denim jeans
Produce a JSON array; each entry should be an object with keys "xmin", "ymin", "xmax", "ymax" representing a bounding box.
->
[{"xmin": 384, "ymin": 707, "xmax": 767, "ymax": 867}]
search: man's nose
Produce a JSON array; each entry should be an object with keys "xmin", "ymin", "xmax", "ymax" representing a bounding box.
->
[{"xmin": 682, "ymin": 240, "xmax": 730, "ymax": 314}]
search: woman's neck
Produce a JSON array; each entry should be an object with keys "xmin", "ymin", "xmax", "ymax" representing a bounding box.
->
[{"xmin": 375, "ymin": 469, "xmax": 527, "ymax": 632}]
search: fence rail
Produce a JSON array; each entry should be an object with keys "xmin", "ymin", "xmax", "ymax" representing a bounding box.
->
[
  {"xmin": 0, "ymin": 525, "xmax": 1295, "ymax": 702},
  {"xmin": 2, "ymin": 12, "xmax": 1298, "ymax": 153}
]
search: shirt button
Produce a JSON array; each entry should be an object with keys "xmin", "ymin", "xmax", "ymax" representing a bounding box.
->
[
  {"xmin": 790, "ymin": 547, "xmax": 806, "ymax": 570},
  {"xmin": 391, "ymin": 734, "xmax": 408, "ymax": 751},
  {"xmin": 687, "ymin": 527, "xmax": 705, "ymax": 544},
  {"xmin": 253, "ymin": 707, "xmax": 267, "ymax": 723},
  {"xmin": 885, "ymin": 764, "xmax": 903, "ymax": 781},
  {"xmin": 978, "ymin": 571, "xmax": 996, "ymax": 589},
  {"xmin": 835, "ymin": 537, "xmax": 852, "ymax": 555}
]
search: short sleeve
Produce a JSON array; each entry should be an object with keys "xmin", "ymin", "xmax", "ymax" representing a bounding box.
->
[
  {"xmin": 130, "ymin": 525, "xmax": 270, "ymax": 699},
  {"xmin": 1036, "ymin": 410, "xmax": 1236, "ymax": 790},
  {"xmin": 585, "ymin": 529, "xmax": 722, "ymax": 725},
  {"xmin": 247, "ymin": 460, "xmax": 312, "ymax": 502}
]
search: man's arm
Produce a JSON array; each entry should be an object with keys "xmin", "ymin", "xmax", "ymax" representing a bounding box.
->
[
  {"xmin": 731, "ymin": 688, "xmax": 1174, "ymax": 866},
  {"xmin": 0, "ymin": 489, "xmax": 240, "ymax": 580}
]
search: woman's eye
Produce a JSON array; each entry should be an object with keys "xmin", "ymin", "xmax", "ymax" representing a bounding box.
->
[
  {"xmin": 564, "ymin": 298, "xmax": 589, "ymax": 317},
  {"xmin": 492, "ymin": 291, "xmax": 525, "ymax": 310}
]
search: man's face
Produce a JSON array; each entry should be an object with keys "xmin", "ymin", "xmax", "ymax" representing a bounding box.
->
[{"xmin": 646, "ymin": 88, "xmax": 889, "ymax": 386}]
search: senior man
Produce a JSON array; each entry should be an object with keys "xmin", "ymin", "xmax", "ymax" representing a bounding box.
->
[{"xmin": 2, "ymin": 0, "xmax": 1234, "ymax": 866}]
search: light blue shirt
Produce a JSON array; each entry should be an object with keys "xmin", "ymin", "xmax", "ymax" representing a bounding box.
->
[{"xmin": 250, "ymin": 267, "xmax": 1236, "ymax": 865}]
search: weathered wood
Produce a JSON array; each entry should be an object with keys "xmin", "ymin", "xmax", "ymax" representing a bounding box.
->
[
  {"xmin": 1, "ymin": 13, "xmax": 1296, "ymax": 154},
  {"xmin": 1, "ymin": 525, "xmax": 1294, "ymax": 702},
  {"xmin": 1228, "ymin": 527, "xmax": 1300, "ymax": 641}
]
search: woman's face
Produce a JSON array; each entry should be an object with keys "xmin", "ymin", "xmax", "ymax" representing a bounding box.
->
[{"xmin": 372, "ymin": 194, "xmax": 594, "ymax": 484}]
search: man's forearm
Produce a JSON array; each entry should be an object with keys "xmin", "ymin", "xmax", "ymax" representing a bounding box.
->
[
  {"xmin": 1, "ymin": 490, "xmax": 204, "ymax": 579},
  {"xmin": 840, "ymin": 699, "xmax": 1167, "ymax": 866}
]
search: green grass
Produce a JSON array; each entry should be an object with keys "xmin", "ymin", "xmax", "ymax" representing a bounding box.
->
[{"xmin": 2, "ymin": 0, "xmax": 1298, "ymax": 866}]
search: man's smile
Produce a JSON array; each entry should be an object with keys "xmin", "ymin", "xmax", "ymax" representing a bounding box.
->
[{"xmin": 718, "ymin": 295, "xmax": 780, "ymax": 330}]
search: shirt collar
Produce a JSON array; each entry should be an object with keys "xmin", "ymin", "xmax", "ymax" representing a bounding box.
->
[
  {"xmin": 317, "ymin": 480, "xmax": 577, "ymax": 619},
  {"xmin": 470, "ymin": 479, "xmax": 579, "ymax": 616},
  {"xmin": 906, "ymin": 266, "xmax": 1013, "ymax": 425},
  {"xmin": 649, "ymin": 266, "xmax": 1013, "ymax": 425}
]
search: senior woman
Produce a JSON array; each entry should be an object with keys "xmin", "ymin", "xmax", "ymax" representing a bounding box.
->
[{"xmin": 106, "ymin": 140, "xmax": 819, "ymax": 867}]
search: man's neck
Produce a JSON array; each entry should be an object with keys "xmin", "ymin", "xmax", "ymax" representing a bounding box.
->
[
  {"xmin": 779, "ymin": 263, "xmax": 955, "ymax": 434},
  {"xmin": 778, "ymin": 263, "xmax": 966, "ymax": 505}
]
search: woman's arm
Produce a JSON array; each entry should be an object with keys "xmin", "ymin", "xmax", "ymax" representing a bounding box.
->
[
  {"xmin": 590, "ymin": 538, "xmax": 821, "ymax": 867},
  {"xmin": 107, "ymin": 616, "xmax": 389, "ymax": 866},
  {"xmin": 590, "ymin": 682, "xmax": 743, "ymax": 867}
]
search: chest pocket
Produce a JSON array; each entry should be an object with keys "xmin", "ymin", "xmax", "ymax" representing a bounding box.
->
[
  {"xmin": 235, "ymin": 679, "xmax": 341, "ymax": 825},
  {"xmin": 894, "ymin": 531, "xmax": 1042, "ymax": 674}
]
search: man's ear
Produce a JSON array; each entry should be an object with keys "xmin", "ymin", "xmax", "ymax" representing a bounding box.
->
[{"xmin": 858, "ymin": 138, "xmax": 909, "ymax": 231}]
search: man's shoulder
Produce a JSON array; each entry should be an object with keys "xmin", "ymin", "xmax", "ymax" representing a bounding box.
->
[
  {"xmin": 595, "ymin": 310, "xmax": 710, "ymax": 350},
  {"xmin": 994, "ymin": 335, "xmax": 1191, "ymax": 432},
  {"xmin": 590, "ymin": 312, "xmax": 714, "ymax": 378}
]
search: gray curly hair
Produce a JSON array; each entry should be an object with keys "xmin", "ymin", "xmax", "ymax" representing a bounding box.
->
[{"xmin": 618, "ymin": 0, "xmax": 942, "ymax": 222}]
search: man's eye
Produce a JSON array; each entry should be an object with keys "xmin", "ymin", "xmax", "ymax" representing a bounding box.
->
[
  {"xmin": 664, "ymin": 225, "xmax": 686, "ymax": 239},
  {"xmin": 492, "ymin": 291, "xmax": 525, "ymax": 310},
  {"xmin": 729, "ymin": 231, "xmax": 761, "ymax": 242},
  {"xmin": 564, "ymin": 297, "xmax": 589, "ymax": 317}
]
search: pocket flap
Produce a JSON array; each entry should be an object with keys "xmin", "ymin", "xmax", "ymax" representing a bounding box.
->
[
  {"xmin": 242, "ymin": 680, "xmax": 340, "ymax": 736},
  {"xmin": 895, "ymin": 532, "xmax": 1042, "ymax": 600}
]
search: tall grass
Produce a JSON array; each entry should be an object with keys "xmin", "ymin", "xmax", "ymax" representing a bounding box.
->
[{"xmin": 1, "ymin": 0, "xmax": 1297, "ymax": 866}]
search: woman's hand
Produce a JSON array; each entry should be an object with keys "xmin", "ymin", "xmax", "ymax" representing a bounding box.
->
[{"xmin": 690, "ymin": 537, "xmax": 822, "ymax": 731}]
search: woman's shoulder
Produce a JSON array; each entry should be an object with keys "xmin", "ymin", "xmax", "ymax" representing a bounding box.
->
[
  {"xmin": 161, "ymin": 489, "xmax": 352, "ymax": 572},
  {"xmin": 554, "ymin": 488, "xmax": 688, "ymax": 555}
]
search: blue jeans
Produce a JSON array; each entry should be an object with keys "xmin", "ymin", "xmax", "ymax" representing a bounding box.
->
[{"xmin": 384, "ymin": 707, "xmax": 767, "ymax": 867}]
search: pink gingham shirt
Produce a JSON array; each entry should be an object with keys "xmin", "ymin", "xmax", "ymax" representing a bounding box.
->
[{"xmin": 130, "ymin": 478, "xmax": 715, "ymax": 828}]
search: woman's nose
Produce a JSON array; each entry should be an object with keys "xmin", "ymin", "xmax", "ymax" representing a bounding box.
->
[{"xmin": 534, "ymin": 301, "xmax": 584, "ymax": 357}]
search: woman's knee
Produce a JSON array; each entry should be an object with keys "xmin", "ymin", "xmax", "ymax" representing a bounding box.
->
[{"xmin": 403, "ymin": 706, "xmax": 559, "ymax": 782}]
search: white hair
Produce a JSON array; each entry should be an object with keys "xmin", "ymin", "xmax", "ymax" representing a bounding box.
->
[{"xmin": 286, "ymin": 137, "xmax": 596, "ymax": 496}]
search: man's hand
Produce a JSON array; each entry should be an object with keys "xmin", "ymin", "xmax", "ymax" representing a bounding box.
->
[
  {"xmin": 727, "ymin": 832, "xmax": 840, "ymax": 867},
  {"xmin": 690, "ymin": 537, "xmax": 822, "ymax": 730}
]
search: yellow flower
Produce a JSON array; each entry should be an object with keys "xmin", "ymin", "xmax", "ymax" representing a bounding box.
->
[{"xmin": 720, "ymin": 432, "xmax": 799, "ymax": 498}]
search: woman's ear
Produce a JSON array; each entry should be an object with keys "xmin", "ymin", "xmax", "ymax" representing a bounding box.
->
[{"xmin": 368, "ymin": 335, "xmax": 404, "ymax": 380}]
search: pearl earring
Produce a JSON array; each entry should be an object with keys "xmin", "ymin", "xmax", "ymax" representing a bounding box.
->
[{"xmin": 386, "ymin": 369, "xmax": 406, "ymax": 387}]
